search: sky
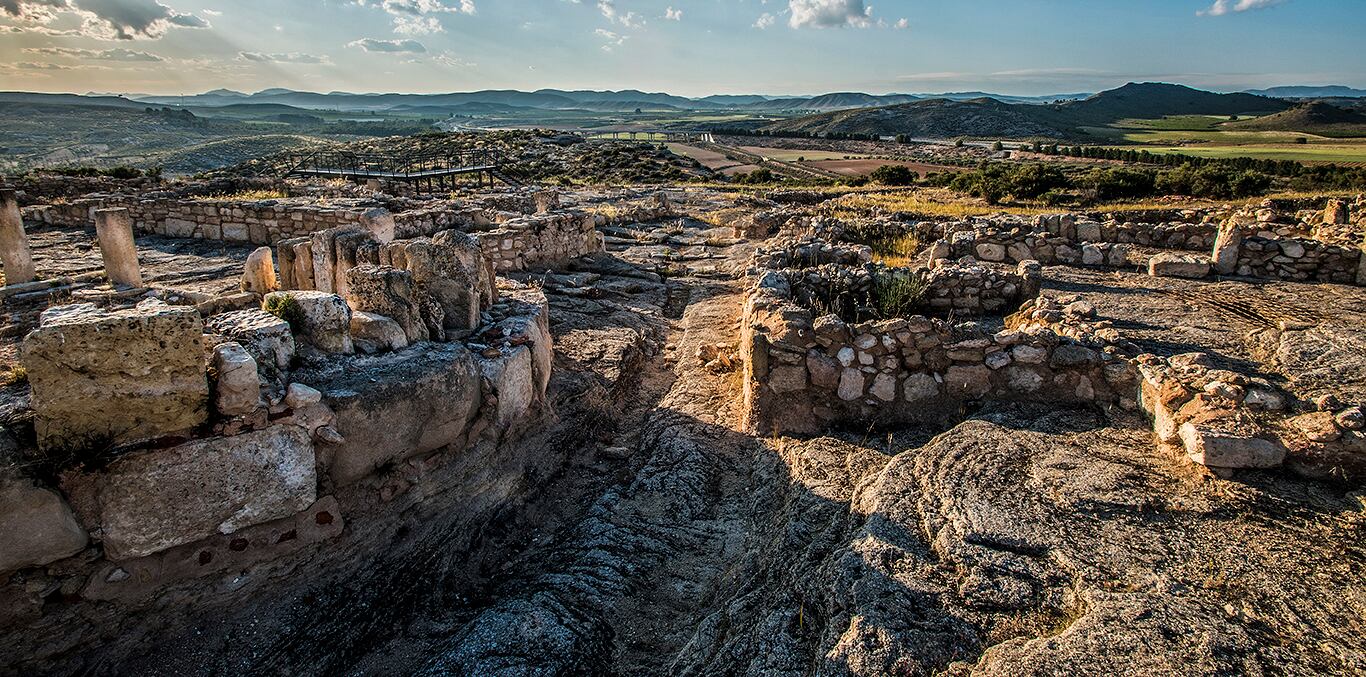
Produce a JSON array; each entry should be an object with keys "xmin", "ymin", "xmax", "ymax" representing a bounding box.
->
[{"xmin": 0, "ymin": 0, "xmax": 1363, "ymax": 98}]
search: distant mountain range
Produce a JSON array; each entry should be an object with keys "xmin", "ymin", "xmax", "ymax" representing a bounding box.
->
[
  {"xmin": 1243, "ymin": 86, "xmax": 1366, "ymax": 99},
  {"xmin": 3, "ymin": 83, "xmax": 1361, "ymax": 118},
  {"xmin": 765, "ymin": 82, "xmax": 1301, "ymax": 139}
]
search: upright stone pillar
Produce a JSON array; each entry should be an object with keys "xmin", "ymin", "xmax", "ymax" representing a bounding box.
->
[
  {"xmin": 0, "ymin": 189, "xmax": 36, "ymax": 285},
  {"xmin": 242, "ymin": 246, "xmax": 278, "ymax": 294},
  {"xmin": 94, "ymin": 208, "xmax": 142, "ymax": 287},
  {"xmin": 1211, "ymin": 221, "xmax": 1244, "ymax": 275}
]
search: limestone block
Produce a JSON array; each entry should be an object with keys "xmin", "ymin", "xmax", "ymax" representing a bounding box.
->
[
  {"xmin": 903, "ymin": 372, "xmax": 939, "ymax": 402},
  {"xmin": 212, "ymin": 342, "xmax": 261, "ymax": 416},
  {"xmin": 241, "ymin": 246, "xmax": 278, "ymax": 295},
  {"xmin": 0, "ymin": 477, "xmax": 88, "ymax": 573},
  {"xmin": 350, "ymin": 311, "xmax": 409, "ymax": 353},
  {"xmin": 480, "ymin": 346, "xmax": 537, "ymax": 431},
  {"xmin": 945, "ymin": 364, "xmax": 993, "ymax": 398},
  {"xmin": 400, "ymin": 231, "xmax": 492, "ymax": 333},
  {"xmin": 22, "ymin": 303, "xmax": 207, "ymax": 453},
  {"xmin": 0, "ymin": 188, "xmax": 36, "ymax": 285},
  {"xmin": 1179, "ymin": 422, "xmax": 1285, "ymax": 469},
  {"xmin": 307, "ymin": 344, "xmax": 481, "ymax": 486},
  {"xmin": 94, "ymin": 208, "xmax": 142, "ymax": 287},
  {"xmin": 345, "ymin": 265, "xmax": 429, "ymax": 343},
  {"xmin": 206, "ymin": 309, "xmax": 296, "ymax": 373},
  {"xmin": 359, "ymin": 207, "xmax": 396, "ymax": 244},
  {"xmin": 975, "ymin": 243, "xmax": 1007, "ymax": 262},
  {"xmin": 1211, "ymin": 223, "xmax": 1243, "ymax": 275},
  {"xmin": 1148, "ymin": 252, "xmax": 1210, "ymax": 279},
  {"xmin": 97, "ymin": 425, "xmax": 317, "ymax": 560},
  {"xmin": 264, "ymin": 291, "xmax": 353, "ymax": 355}
]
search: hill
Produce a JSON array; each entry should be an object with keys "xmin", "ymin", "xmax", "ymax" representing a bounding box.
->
[
  {"xmin": 1062, "ymin": 82, "xmax": 1289, "ymax": 125},
  {"xmin": 1227, "ymin": 101, "xmax": 1366, "ymax": 137},
  {"xmin": 764, "ymin": 82, "xmax": 1295, "ymax": 139},
  {"xmin": 764, "ymin": 97, "xmax": 1074, "ymax": 139},
  {"xmin": 1245, "ymin": 85, "xmax": 1366, "ymax": 99}
]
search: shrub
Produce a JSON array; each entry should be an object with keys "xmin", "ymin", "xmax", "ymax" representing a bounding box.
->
[
  {"xmin": 262, "ymin": 294, "xmax": 305, "ymax": 331},
  {"xmin": 869, "ymin": 164, "xmax": 917, "ymax": 186},
  {"xmin": 869, "ymin": 270, "xmax": 927, "ymax": 319},
  {"xmin": 1080, "ymin": 167, "xmax": 1157, "ymax": 200}
]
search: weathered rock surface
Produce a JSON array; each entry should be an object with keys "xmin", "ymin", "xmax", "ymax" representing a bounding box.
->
[
  {"xmin": 0, "ymin": 477, "xmax": 89, "ymax": 573},
  {"xmin": 301, "ymin": 343, "xmax": 482, "ymax": 486},
  {"xmin": 21, "ymin": 302, "xmax": 207, "ymax": 453},
  {"xmin": 1148, "ymin": 252, "xmax": 1211, "ymax": 279},
  {"xmin": 264, "ymin": 290, "xmax": 353, "ymax": 355},
  {"xmin": 96, "ymin": 425, "xmax": 317, "ymax": 560}
]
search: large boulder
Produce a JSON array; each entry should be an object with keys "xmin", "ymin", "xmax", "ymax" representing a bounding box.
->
[
  {"xmin": 264, "ymin": 291, "xmax": 353, "ymax": 355},
  {"xmin": 1148, "ymin": 252, "xmax": 1210, "ymax": 279},
  {"xmin": 0, "ymin": 477, "xmax": 88, "ymax": 573},
  {"xmin": 303, "ymin": 344, "xmax": 483, "ymax": 486},
  {"xmin": 205, "ymin": 309, "xmax": 296, "ymax": 373},
  {"xmin": 21, "ymin": 303, "xmax": 207, "ymax": 453},
  {"xmin": 96, "ymin": 425, "xmax": 317, "ymax": 560},
  {"xmin": 345, "ymin": 265, "xmax": 430, "ymax": 344}
]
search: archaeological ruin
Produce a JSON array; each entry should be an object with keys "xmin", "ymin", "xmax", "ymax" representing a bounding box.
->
[{"xmin": 0, "ymin": 167, "xmax": 1363, "ymax": 675}]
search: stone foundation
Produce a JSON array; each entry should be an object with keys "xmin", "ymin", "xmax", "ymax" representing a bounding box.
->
[{"xmin": 740, "ymin": 276, "xmax": 1136, "ymax": 435}]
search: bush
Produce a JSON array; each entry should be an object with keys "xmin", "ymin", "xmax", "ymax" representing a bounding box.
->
[
  {"xmin": 869, "ymin": 164, "xmax": 916, "ymax": 186},
  {"xmin": 1080, "ymin": 167, "xmax": 1157, "ymax": 200},
  {"xmin": 869, "ymin": 271, "xmax": 927, "ymax": 319},
  {"xmin": 733, "ymin": 167, "xmax": 776, "ymax": 185},
  {"xmin": 262, "ymin": 294, "xmax": 305, "ymax": 332}
]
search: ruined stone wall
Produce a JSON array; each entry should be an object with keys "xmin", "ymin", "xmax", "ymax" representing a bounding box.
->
[
  {"xmin": 1232, "ymin": 235, "xmax": 1361, "ymax": 284},
  {"xmin": 2, "ymin": 284, "xmax": 553, "ymax": 612},
  {"xmin": 777, "ymin": 259, "xmax": 1038, "ymax": 319},
  {"xmin": 739, "ymin": 276, "xmax": 1136, "ymax": 435},
  {"xmin": 23, "ymin": 196, "xmax": 384, "ymax": 245},
  {"xmin": 1031, "ymin": 214, "xmax": 1218, "ymax": 250},
  {"xmin": 473, "ymin": 212, "xmax": 605, "ymax": 272}
]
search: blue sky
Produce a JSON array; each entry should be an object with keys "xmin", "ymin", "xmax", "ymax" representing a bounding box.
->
[{"xmin": 1, "ymin": 0, "xmax": 1363, "ymax": 97}]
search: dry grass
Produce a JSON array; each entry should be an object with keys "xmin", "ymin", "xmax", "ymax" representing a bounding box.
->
[
  {"xmin": 871, "ymin": 233, "xmax": 920, "ymax": 267},
  {"xmin": 195, "ymin": 189, "xmax": 289, "ymax": 202},
  {"xmin": 0, "ymin": 364, "xmax": 28, "ymax": 387}
]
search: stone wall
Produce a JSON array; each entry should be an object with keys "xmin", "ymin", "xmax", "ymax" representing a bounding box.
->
[
  {"xmin": 772, "ymin": 258, "xmax": 1038, "ymax": 320},
  {"xmin": 1230, "ymin": 234, "xmax": 1361, "ymax": 284},
  {"xmin": 23, "ymin": 195, "xmax": 396, "ymax": 245},
  {"xmin": 739, "ymin": 275, "xmax": 1137, "ymax": 435},
  {"xmin": 472, "ymin": 212, "xmax": 605, "ymax": 272}
]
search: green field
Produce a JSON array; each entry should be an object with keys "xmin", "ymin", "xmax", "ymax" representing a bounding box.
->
[
  {"xmin": 1116, "ymin": 143, "xmax": 1366, "ymax": 164},
  {"xmin": 1085, "ymin": 119, "xmax": 1366, "ymax": 164}
]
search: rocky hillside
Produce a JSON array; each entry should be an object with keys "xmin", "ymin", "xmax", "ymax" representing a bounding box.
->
[
  {"xmin": 764, "ymin": 97, "xmax": 1074, "ymax": 139},
  {"xmin": 1228, "ymin": 101, "xmax": 1366, "ymax": 137},
  {"xmin": 765, "ymin": 83, "xmax": 1293, "ymax": 139}
]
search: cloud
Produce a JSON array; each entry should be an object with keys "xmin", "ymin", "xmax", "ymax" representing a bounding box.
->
[
  {"xmin": 788, "ymin": 0, "xmax": 872, "ymax": 29},
  {"xmin": 354, "ymin": 0, "xmax": 474, "ymax": 34},
  {"xmin": 595, "ymin": 27, "xmax": 625, "ymax": 51},
  {"xmin": 597, "ymin": 0, "xmax": 642, "ymax": 28},
  {"xmin": 1198, "ymin": 0, "xmax": 1283, "ymax": 16},
  {"xmin": 0, "ymin": 0, "xmax": 210, "ymax": 39},
  {"xmin": 663, "ymin": 6, "xmax": 680, "ymax": 21},
  {"xmin": 238, "ymin": 51, "xmax": 331, "ymax": 64},
  {"xmin": 347, "ymin": 37, "xmax": 426, "ymax": 53},
  {"xmin": 753, "ymin": 12, "xmax": 775, "ymax": 29},
  {"xmin": 18, "ymin": 61, "xmax": 74, "ymax": 69},
  {"xmin": 27, "ymin": 46, "xmax": 164, "ymax": 60}
]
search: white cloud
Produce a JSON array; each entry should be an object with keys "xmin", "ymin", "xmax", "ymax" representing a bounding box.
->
[
  {"xmin": 1199, "ymin": 0, "xmax": 1283, "ymax": 16},
  {"xmin": 788, "ymin": 0, "xmax": 871, "ymax": 29},
  {"xmin": 663, "ymin": 5, "xmax": 680, "ymax": 21},
  {"xmin": 0, "ymin": 0, "xmax": 210, "ymax": 39},
  {"xmin": 354, "ymin": 0, "xmax": 474, "ymax": 34},
  {"xmin": 597, "ymin": 0, "xmax": 642, "ymax": 28},
  {"xmin": 595, "ymin": 27, "xmax": 626, "ymax": 51},
  {"xmin": 753, "ymin": 12, "xmax": 775, "ymax": 29},
  {"xmin": 347, "ymin": 37, "xmax": 427, "ymax": 52},
  {"xmin": 27, "ymin": 45, "xmax": 163, "ymax": 60},
  {"xmin": 238, "ymin": 51, "xmax": 331, "ymax": 64}
]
